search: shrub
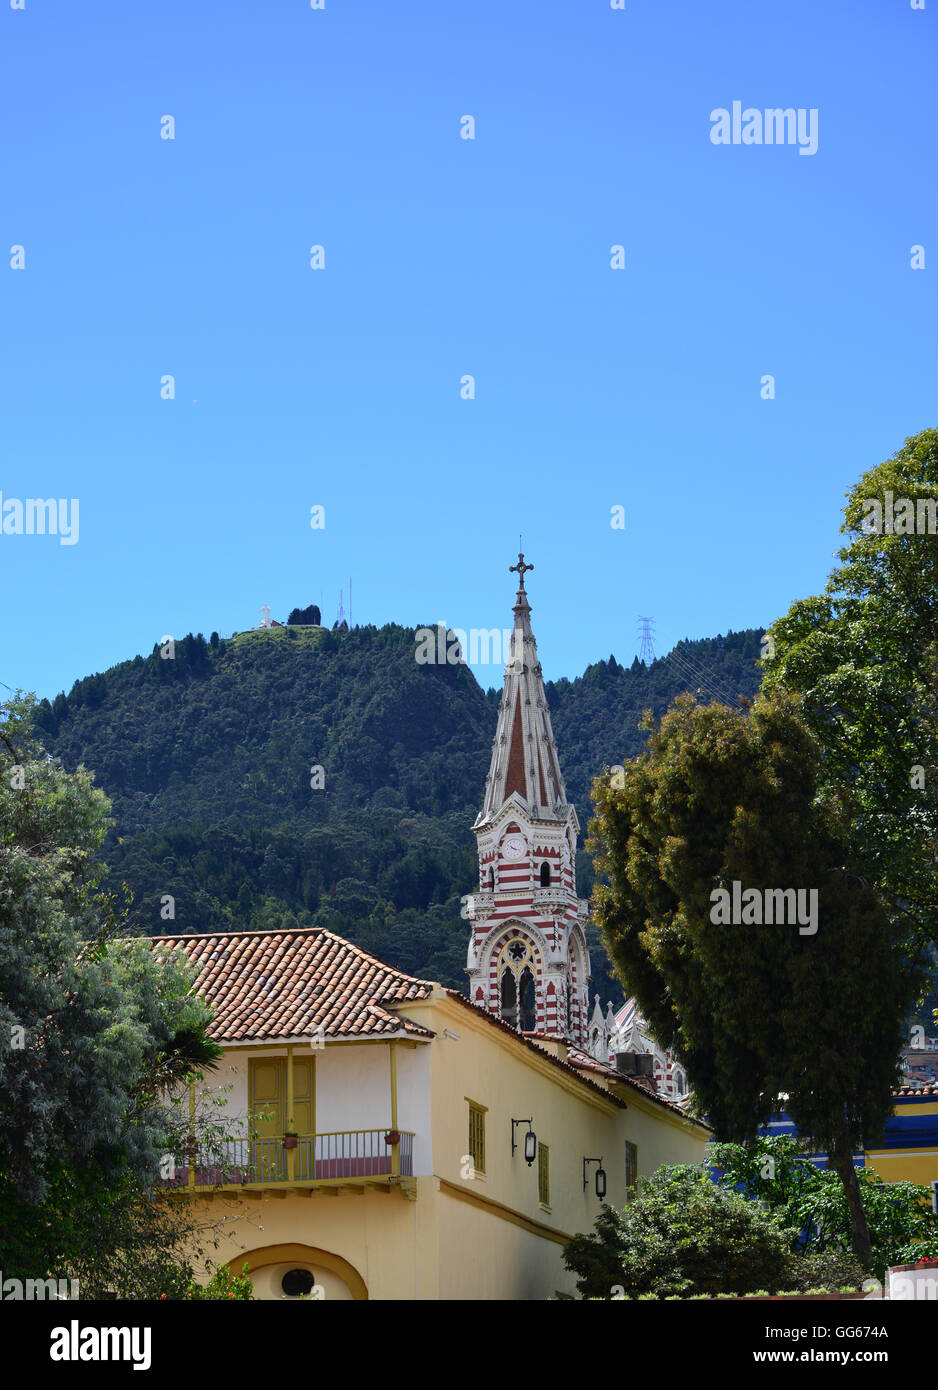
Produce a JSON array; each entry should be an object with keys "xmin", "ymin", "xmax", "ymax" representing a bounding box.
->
[
  {"xmin": 563, "ymin": 1165, "xmax": 798, "ymax": 1299},
  {"xmin": 184, "ymin": 1263, "xmax": 254, "ymax": 1300},
  {"xmin": 778, "ymin": 1247, "xmax": 866, "ymax": 1294}
]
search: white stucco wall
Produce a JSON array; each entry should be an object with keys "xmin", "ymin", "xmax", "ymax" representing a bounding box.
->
[
  {"xmin": 192, "ymin": 1042, "xmax": 432, "ymax": 1170},
  {"xmin": 314, "ymin": 1043, "xmax": 395, "ymax": 1133}
]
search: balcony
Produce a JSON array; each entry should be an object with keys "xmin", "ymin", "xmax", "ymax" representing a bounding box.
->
[
  {"xmin": 464, "ymin": 892, "xmax": 495, "ymax": 923},
  {"xmin": 532, "ymin": 887, "xmax": 568, "ymax": 912},
  {"xmin": 160, "ymin": 1129, "xmax": 415, "ymax": 1196}
]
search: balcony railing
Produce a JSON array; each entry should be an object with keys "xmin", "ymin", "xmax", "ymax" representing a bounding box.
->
[
  {"xmin": 532, "ymin": 887, "xmax": 568, "ymax": 911},
  {"xmin": 161, "ymin": 1130, "xmax": 414, "ymax": 1189},
  {"xmin": 463, "ymin": 893, "xmax": 494, "ymax": 922}
]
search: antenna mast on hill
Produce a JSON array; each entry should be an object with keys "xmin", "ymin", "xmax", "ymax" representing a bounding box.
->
[
  {"xmin": 637, "ymin": 616, "xmax": 656, "ymax": 665},
  {"xmin": 349, "ymin": 577, "xmax": 352, "ymax": 627}
]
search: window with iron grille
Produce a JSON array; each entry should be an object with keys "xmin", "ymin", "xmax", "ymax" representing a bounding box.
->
[
  {"xmin": 538, "ymin": 1143, "xmax": 550, "ymax": 1206},
  {"xmin": 468, "ymin": 1101, "xmax": 486, "ymax": 1173},
  {"xmin": 625, "ymin": 1140, "xmax": 638, "ymax": 1197}
]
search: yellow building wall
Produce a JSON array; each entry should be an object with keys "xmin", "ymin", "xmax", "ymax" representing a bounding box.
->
[
  {"xmin": 434, "ymin": 1180, "xmax": 573, "ymax": 1299},
  {"xmin": 619, "ymin": 1085, "xmax": 710, "ymax": 1177},
  {"xmin": 865, "ymin": 1150, "xmax": 938, "ymax": 1186},
  {"xmin": 865, "ymin": 1100, "xmax": 938, "ymax": 1188},
  {"xmin": 208, "ymin": 1187, "xmax": 428, "ymax": 1301},
  {"xmin": 409, "ymin": 993, "xmax": 710, "ymax": 1299},
  {"xmin": 195, "ymin": 992, "xmax": 710, "ymax": 1301}
]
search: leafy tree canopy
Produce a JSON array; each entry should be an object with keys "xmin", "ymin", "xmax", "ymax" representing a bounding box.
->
[
  {"xmin": 710, "ymin": 1135, "xmax": 938, "ymax": 1284},
  {"xmin": 763, "ymin": 428, "xmax": 938, "ymax": 951},
  {"xmin": 288, "ymin": 605, "xmax": 321, "ymax": 626},
  {"xmin": 0, "ymin": 695, "xmax": 229, "ymax": 1291}
]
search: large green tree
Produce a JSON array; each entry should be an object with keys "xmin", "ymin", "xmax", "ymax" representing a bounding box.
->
[
  {"xmin": 762, "ymin": 428, "xmax": 938, "ymax": 954},
  {"xmin": 0, "ymin": 695, "xmax": 230, "ymax": 1293},
  {"xmin": 589, "ymin": 689, "xmax": 925, "ymax": 1263}
]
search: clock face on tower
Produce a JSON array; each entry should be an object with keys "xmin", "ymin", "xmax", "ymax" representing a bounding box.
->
[{"xmin": 502, "ymin": 835, "xmax": 527, "ymax": 860}]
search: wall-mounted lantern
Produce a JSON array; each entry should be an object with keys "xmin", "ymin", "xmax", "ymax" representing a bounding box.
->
[
  {"xmin": 511, "ymin": 1117, "xmax": 537, "ymax": 1165},
  {"xmin": 583, "ymin": 1157, "xmax": 607, "ymax": 1199}
]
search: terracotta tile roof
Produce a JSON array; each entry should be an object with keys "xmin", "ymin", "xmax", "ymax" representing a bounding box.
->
[
  {"xmin": 563, "ymin": 1044, "xmax": 705, "ymax": 1120},
  {"xmin": 565, "ymin": 1045, "xmax": 621, "ymax": 1078},
  {"xmin": 524, "ymin": 1036, "xmax": 690, "ymax": 1112},
  {"xmin": 445, "ymin": 990, "xmax": 710, "ymax": 1128},
  {"xmin": 148, "ymin": 927, "xmax": 435, "ymax": 1043},
  {"xmin": 895, "ymin": 1084, "xmax": 938, "ymax": 1097},
  {"xmin": 140, "ymin": 926, "xmax": 703, "ymax": 1129}
]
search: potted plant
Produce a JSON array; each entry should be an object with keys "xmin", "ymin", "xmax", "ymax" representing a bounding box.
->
[
  {"xmin": 283, "ymin": 1131, "xmax": 299, "ymax": 1150},
  {"xmin": 384, "ymin": 1130, "xmax": 401, "ymax": 1145}
]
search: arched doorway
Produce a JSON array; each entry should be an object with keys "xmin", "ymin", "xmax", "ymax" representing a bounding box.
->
[{"xmin": 228, "ymin": 1243, "xmax": 367, "ymax": 1301}]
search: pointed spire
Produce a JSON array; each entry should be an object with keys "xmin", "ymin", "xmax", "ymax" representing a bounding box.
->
[
  {"xmin": 476, "ymin": 556, "xmax": 570, "ymax": 826},
  {"xmin": 586, "ymin": 997, "xmax": 606, "ymax": 1060}
]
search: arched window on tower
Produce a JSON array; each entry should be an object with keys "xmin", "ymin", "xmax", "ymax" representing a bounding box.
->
[
  {"xmin": 540, "ymin": 862, "xmax": 551, "ymax": 887},
  {"xmin": 519, "ymin": 967, "xmax": 536, "ymax": 1032},
  {"xmin": 488, "ymin": 867, "xmax": 495, "ymax": 891},
  {"xmin": 500, "ymin": 969, "xmax": 517, "ymax": 1028}
]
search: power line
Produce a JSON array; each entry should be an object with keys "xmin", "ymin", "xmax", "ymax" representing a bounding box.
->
[
  {"xmin": 636, "ymin": 615, "xmax": 737, "ymax": 705},
  {"xmin": 666, "ymin": 645, "xmax": 740, "ymax": 708},
  {"xmin": 668, "ymin": 649, "xmax": 736, "ymax": 705}
]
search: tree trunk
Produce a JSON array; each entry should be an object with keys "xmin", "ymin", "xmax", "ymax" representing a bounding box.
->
[{"xmin": 829, "ymin": 1134, "xmax": 872, "ymax": 1266}]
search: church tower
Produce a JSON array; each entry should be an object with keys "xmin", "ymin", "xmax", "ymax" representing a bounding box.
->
[{"xmin": 465, "ymin": 555, "xmax": 591, "ymax": 1046}]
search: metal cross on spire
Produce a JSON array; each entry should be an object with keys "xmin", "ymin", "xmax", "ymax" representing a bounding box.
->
[{"xmin": 509, "ymin": 552, "xmax": 534, "ymax": 591}]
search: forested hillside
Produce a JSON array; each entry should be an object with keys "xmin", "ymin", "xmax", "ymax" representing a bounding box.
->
[{"xmin": 33, "ymin": 621, "xmax": 764, "ymax": 1003}]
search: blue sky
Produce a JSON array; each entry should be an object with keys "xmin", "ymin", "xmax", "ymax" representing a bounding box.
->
[{"xmin": 1, "ymin": 0, "xmax": 935, "ymax": 700}]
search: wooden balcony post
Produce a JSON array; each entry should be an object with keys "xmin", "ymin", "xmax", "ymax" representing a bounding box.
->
[
  {"xmin": 389, "ymin": 1040, "xmax": 400, "ymax": 1177},
  {"xmin": 187, "ymin": 1081, "xmax": 196, "ymax": 1191},
  {"xmin": 286, "ymin": 1045, "xmax": 295, "ymax": 1182}
]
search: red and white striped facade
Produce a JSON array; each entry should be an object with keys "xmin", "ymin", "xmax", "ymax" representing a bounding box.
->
[
  {"xmin": 465, "ymin": 568, "xmax": 592, "ymax": 1049},
  {"xmin": 604, "ymin": 999, "xmax": 689, "ymax": 1105}
]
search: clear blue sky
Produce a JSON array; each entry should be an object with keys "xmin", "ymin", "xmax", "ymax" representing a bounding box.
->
[{"xmin": 1, "ymin": 0, "xmax": 935, "ymax": 700}]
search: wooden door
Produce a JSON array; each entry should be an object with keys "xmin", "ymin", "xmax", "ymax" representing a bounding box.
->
[{"xmin": 250, "ymin": 1059, "xmax": 284, "ymax": 1181}]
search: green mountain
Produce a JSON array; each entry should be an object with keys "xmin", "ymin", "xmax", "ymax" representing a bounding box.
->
[{"xmin": 32, "ymin": 621, "xmax": 764, "ymax": 1004}]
